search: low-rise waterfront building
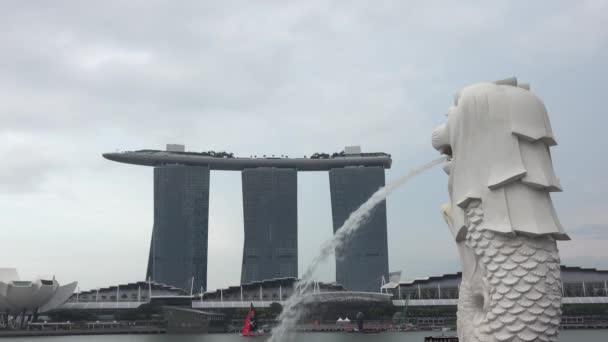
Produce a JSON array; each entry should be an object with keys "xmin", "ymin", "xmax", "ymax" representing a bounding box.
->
[{"xmin": 385, "ymin": 266, "xmax": 608, "ymax": 302}]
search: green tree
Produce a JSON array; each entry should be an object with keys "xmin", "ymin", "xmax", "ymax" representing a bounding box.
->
[{"xmin": 269, "ymin": 302, "xmax": 283, "ymax": 316}]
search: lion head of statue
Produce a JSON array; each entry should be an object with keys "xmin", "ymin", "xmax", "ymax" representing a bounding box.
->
[{"xmin": 432, "ymin": 77, "xmax": 569, "ymax": 241}]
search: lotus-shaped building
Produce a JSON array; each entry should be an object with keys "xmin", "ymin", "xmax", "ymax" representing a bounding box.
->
[{"xmin": 0, "ymin": 268, "xmax": 77, "ymax": 316}]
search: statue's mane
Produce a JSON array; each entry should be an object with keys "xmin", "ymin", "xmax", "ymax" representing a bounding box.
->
[
  {"xmin": 450, "ymin": 81, "xmax": 560, "ymax": 193},
  {"xmin": 443, "ymin": 78, "xmax": 568, "ymax": 241}
]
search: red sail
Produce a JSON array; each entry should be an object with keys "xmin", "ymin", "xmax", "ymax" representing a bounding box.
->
[{"xmin": 241, "ymin": 309, "xmax": 252, "ymax": 335}]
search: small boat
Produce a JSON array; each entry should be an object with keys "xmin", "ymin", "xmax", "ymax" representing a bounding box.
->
[{"xmin": 241, "ymin": 303, "xmax": 265, "ymax": 337}]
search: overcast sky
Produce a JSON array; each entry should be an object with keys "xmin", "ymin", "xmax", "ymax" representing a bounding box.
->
[{"xmin": 1, "ymin": 0, "xmax": 607, "ymax": 292}]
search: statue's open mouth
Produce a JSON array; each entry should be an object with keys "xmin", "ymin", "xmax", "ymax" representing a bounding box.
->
[
  {"xmin": 438, "ymin": 145, "xmax": 452, "ymax": 175},
  {"xmin": 441, "ymin": 146, "xmax": 453, "ymax": 161}
]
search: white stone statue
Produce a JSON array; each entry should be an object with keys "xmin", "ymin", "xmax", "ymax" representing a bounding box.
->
[{"xmin": 432, "ymin": 77, "xmax": 569, "ymax": 342}]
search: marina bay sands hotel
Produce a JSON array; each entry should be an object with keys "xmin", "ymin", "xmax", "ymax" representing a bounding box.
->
[{"xmin": 103, "ymin": 145, "xmax": 392, "ymax": 293}]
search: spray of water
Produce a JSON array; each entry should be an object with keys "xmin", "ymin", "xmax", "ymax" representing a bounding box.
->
[{"xmin": 268, "ymin": 157, "xmax": 446, "ymax": 341}]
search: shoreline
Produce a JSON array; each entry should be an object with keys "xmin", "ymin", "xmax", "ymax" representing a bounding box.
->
[
  {"xmin": 2, "ymin": 325, "xmax": 607, "ymax": 338},
  {"xmin": 0, "ymin": 327, "xmax": 166, "ymax": 338}
]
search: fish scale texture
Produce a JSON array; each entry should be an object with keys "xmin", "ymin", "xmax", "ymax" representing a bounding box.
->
[{"xmin": 458, "ymin": 200, "xmax": 562, "ymax": 342}]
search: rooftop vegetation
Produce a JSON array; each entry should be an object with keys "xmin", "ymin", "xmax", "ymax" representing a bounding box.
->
[
  {"xmin": 135, "ymin": 150, "xmax": 235, "ymax": 158},
  {"xmin": 131, "ymin": 150, "xmax": 390, "ymax": 159}
]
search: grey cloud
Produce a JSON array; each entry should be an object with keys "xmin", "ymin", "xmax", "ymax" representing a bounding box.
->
[
  {"xmin": 0, "ymin": 1, "xmax": 607, "ymax": 289},
  {"xmin": 4, "ymin": 0, "xmax": 604, "ymax": 138}
]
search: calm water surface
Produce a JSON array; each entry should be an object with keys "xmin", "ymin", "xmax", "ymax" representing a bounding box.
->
[{"xmin": 2, "ymin": 331, "xmax": 606, "ymax": 342}]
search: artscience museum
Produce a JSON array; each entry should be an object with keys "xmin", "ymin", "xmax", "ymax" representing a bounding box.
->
[{"xmin": 0, "ymin": 268, "xmax": 77, "ymax": 327}]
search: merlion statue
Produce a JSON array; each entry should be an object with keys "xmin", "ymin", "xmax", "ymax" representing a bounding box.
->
[{"xmin": 432, "ymin": 77, "xmax": 569, "ymax": 342}]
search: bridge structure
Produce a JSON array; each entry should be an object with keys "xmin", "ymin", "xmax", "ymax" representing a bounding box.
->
[{"xmin": 103, "ymin": 145, "xmax": 392, "ymax": 293}]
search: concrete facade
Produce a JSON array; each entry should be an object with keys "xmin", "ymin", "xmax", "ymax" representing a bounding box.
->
[
  {"xmin": 388, "ymin": 266, "xmax": 608, "ymax": 301},
  {"xmin": 66, "ymin": 281, "xmax": 186, "ymax": 305},
  {"xmin": 329, "ymin": 166, "xmax": 389, "ymax": 292},
  {"xmin": 146, "ymin": 165, "xmax": 210, "ymax": 291},
  {"xmin": 241, "ymin": 168, "xmax": 298, "ymax": 283}
]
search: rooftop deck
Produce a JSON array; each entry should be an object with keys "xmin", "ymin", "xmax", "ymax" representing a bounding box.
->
[{"xmin": 103, "ymin": 150, "xmax": 392, "ymax": 171}]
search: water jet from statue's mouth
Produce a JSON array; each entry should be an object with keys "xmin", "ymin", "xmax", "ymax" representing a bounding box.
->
[{"xmin": 268, "ymin": 157, "xmax": 446, "ymax": 342}]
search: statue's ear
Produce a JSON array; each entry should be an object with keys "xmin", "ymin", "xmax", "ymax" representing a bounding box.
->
[
  {"xmin": 494, "ymin": 76, "xmax": 530, "ymax": 90},
  {"xmin": 494, "ymin": 76, "xmax": 517, "ymax": 86}
]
